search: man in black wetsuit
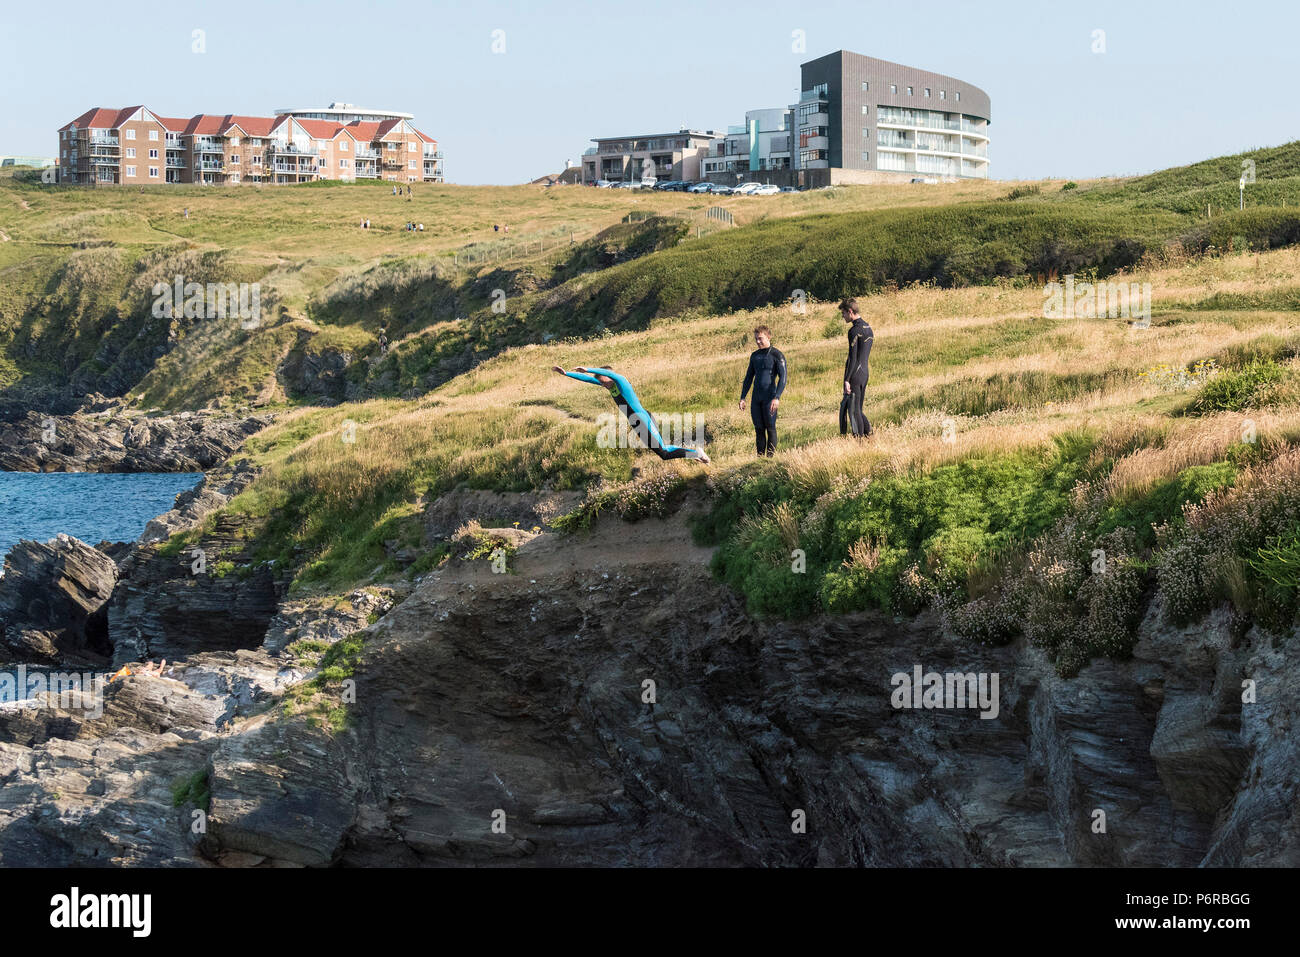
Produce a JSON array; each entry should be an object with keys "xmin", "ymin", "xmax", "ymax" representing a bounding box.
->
[
  {"xmin": 739, "ymin": 324, "xmax": 787, "ymax": 456},
  {"xmin": 839, "ymin": 299, "xmax": 873, "ymax": 438}
]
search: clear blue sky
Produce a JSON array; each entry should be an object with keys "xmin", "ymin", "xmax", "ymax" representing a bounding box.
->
[{"xmin": 2, "ymin": 0, "xmax": 1296, "ymax": 184}]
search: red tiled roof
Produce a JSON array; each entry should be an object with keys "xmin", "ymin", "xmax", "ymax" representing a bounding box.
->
[
  {"xmin": 294, "ymin": 118, "xmax": 348, "ymax": 140},
  {"xmin": 60, "ymin": 106, "xmax": 146, "ymax": 131},
  {"xmin": 182, "ymin": 114, "xmax": 229, "ymax": 136},
  {"xmin": 341, "ymin": 121, "xmax": 382, "ymax": 144},
  {"xmin": 60, "ymin": 105, "xmax": 437, "ymax": 144},
  {"xmin": 219, "ymin": 114, "xmax": 277, "ymax": 136}
]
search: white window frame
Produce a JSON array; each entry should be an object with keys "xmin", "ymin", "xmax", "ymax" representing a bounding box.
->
[{"xmin": 149, "ymin": 166, "xmax": 159, "ymax": 178}]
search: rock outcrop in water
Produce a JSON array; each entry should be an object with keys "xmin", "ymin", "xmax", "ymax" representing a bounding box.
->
[
  {"xmin": 0, "ymin": 405, "xmax": 273, "ymax": 473},
  {"xmin": 0, "ymin": 534, "xmax": 118, "ymax": 666}
]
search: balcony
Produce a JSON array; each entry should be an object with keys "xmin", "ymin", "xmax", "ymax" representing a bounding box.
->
[
  {"xmin": 269, "ymin": 145, "xmax": 319, "ymax": 157},
  {"xmin": 422, "ymin": 150, "xmax": 443, "ymax": 159},
  {"xmin": 166, "ymin": 155, "xmax": 186, "ymax": 167},
  {"xmin": 90, "ymin": 156, "xmax": 119, "ymax": 166},
  {"xmin": 354, "ymin": 148, "xmax": 379, "ymax": 159},
  {"xmin": 194, "ymin": 138, "xmax": 224, "ymax": 153},
  {"xmin": 355, "ymin": 167, "xmax": 379, "ymax": 179},
  {"xmin": 271, "ymin": 162, "xmax": 317, "ymax": 173}
]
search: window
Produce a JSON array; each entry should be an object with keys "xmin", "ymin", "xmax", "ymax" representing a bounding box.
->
[
  {"xmin": 149, "ymin": 148, "xmax": 158, "ymax": 159},
  {"xmin": 906, "ymin": 86, "xmax": 913, "ymax": 96},
  {"xmin": 862, "ymin": 151, "xmax": 870, "ymax": 162},
  {"xmin": 339, "ymin": 140, "xmax": 348, "ymax": 151},
  {"xmin": 230, "ymin": 136, "xmax": 239, "ymax": 146},
  {"xmin": 126, "ymin": 166, "xmax": 136, "ymax": 176},
  {"xmin": 125, "ymin": 147, "xmax": 136, "ymax": 158},
  {"xmin": 230, "ymin": 155, "xmax": 239, "ymax": 164},
  {"xmin": 862, "ymin": 105, "xmax": 869, "ymax": 114},
  {"xmin": 408, "ymin": 159, "xmax": 416, "ymax": 169},
  {"xmin": 148, "ymin": 130, "xmax": 158, "ymax": 141},
  {"xmin": 125, "ymin": 129, "xmax": 136, "ymax": 140},
  {"xmin": 340, "ymin": 158, "xmax": 349, "ymax": 168},
  {"xmin": 863, "ymin": 127, "xmax": 871, "ymax": 137},
  {"xmin": 924, "ymin": 88, "xmax": 931, "ymax": 97},
  {"xmin": 230, "ymin": 174, "xmax": 240, "ymax": 183},
  {"xmin": 408, "ymin": 140, "xmax": 416, "ymax": 150},
  {"xmin": 149, "ymin": 166, "xmax": 159, "ymax": 178},
  {"xmin": 955, "ymin": 92, "xmax": 961, "ymax": 102},
  {"xmin": 890, "ymin": 84, "xmax": 898, "ymax": 94},
  {"xmin": 861, "ymin": 81, "xmax": 869, "ymax": 91},
  {"xmin": 939, "ymin": 90, "xmax": 946, "ymax": 100}
]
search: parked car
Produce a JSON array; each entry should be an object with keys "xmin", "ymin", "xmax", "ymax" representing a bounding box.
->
[
  {"xmin": 667, "ymin": 181, "xmax": 691, "ymax": 191},
  {"xmin": 733, "ymin": 182, "xmax": 763, "ymax": 195},
  {"xmin": 752, "ymin": 184, "xmax": 781, "ymax": 195},
  {"xmin": 779, "ymin": 186, "xmax": 799, "ymax": 193},
  {"xmin": 687, "ymin": 181, "xmax": 713, "ymax": 193},
  {"xmin": 652, "ymin": 180, "xmax": 675, "ymax": 190},
  {"xmin": 594, "ymin": 179, "xmax": 615, "ymax": 188},
  {"xmin": 710, "ymin": 184, "xmax": 734, "ymax": 195}
]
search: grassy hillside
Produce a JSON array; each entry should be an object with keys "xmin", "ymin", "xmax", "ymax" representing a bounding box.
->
[
  {"xmin": 154, "ymin": 242, "xmax": 1300, "ymax": 675},
  {"xmin": 4, "ymin": 144, "xmax": 1299, "ymax": 675},
  {"xmin": 6, "ymin": 142, "xmax": 1297, "ymax": 412}
]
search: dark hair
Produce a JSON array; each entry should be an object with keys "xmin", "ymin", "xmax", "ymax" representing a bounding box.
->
[{"xmin": 839, "ymin": 298, "xmax": 859, "ymax": 315}]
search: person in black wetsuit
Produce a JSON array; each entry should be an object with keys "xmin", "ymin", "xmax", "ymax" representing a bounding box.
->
[
  {"xmin": 739, "ymin": 325, "xmax": 787, "ymax": 456},
  {"xmin": 839, "ymin": 298, "xmax": 873, "ymax": 438}
]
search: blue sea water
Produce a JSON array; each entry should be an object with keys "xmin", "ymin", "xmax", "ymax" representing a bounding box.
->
[{"xmin": 0, "ymin": 471, "xmax": 203, "ymax": 566}]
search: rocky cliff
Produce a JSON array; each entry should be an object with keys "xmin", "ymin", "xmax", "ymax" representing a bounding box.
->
[
  {"xmin": 0, "ymin": 403, "xmax": 274, "ymax": 473},
  {"xmin": 1, "ymin": 492, "xmax": 1294, "ymax": 867}
]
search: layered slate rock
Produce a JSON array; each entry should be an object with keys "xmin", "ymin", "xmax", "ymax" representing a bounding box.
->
[
  {"xmin": 0, "ymin": 534, "xmax": 118, "ymax": 666},
  {"xmin": 0, "ymin": 407, "xmax": 273, "ymax": 473}
]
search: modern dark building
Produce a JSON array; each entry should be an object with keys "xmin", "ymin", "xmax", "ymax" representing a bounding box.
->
[{"xmin": 797, "ymin": 50, "xmax": 990, "ymax": 183}]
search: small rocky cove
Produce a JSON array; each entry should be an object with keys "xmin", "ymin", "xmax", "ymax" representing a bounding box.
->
[{"xmin": 0, "ymin": 413, "xmax": 1296, "ymax": 867}]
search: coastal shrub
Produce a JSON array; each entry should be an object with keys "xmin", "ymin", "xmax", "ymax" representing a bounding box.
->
[{"xmin": 1186, "ymin": 359, "xmax": 1285, "ymax": 414}]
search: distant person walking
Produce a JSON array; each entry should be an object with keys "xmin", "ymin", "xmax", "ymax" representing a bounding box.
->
[
  {"xmin": 739, "ymin": 325, "xmax": 787, "ymax": 456},
  {"xmin": 839, "ymin": 298, "xmax": 874, "ymax": 438}
]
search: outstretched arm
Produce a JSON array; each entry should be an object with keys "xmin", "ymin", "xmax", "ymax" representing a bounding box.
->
[{"xmin": 554, "ymin": 366, "xmax": 602, "ymax": 385}]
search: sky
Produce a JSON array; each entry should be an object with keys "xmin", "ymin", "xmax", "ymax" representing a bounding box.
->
[{"xmin": 2, "ymin": 0, "xmax": 1297, "ymax": 184}]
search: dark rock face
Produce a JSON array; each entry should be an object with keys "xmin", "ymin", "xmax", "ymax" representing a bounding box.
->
[
  {"xmin": 0, "ymin": 510, "xmax": 1294, "ymax": 868},
  {"xmin": 278, "ymin": 344, "xmax": 354, "ymax": 403},
  {"xmin": 0, "ymin": 408, "xmax": 273, "ymax": 473},
  {"xmin": 0, "ymin": 535, "xmax": 118, "ymax": 666},
  {"xmin": 110, "ymin": 513, "xmax": 284, "ymax": 666},
  {"xmin": 330, "ymin": 517, "xmax": 1299, "ymax": 867}
]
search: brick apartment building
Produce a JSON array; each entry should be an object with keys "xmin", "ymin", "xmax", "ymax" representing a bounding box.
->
[{"xmin": 56, "ymin": 104, "xmax": 444, "ymax": 186}]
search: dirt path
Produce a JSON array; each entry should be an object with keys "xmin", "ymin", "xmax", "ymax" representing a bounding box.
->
[{"xmin": 0, "ymin": 229, "xmax": 9, "ymax": 242}]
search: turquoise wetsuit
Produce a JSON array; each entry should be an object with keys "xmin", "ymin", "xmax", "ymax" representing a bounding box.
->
[{"xmin": 563, "ymin": 368, "xmax": 699, "ymax": 459}]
